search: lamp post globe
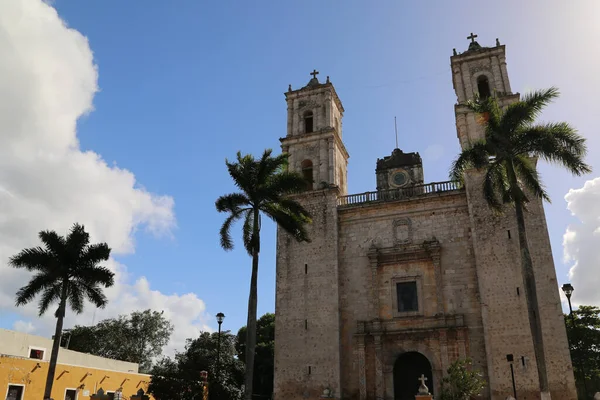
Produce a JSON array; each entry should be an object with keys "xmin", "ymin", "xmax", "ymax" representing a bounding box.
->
[{"xmin": 562, "ymin": 283, "xmax": 574, "ymax": 299}]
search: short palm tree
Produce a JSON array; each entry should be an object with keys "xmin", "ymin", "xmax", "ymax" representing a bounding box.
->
[
  {"xmin": 10, "ymin": 223, "xmax": 114, "ymax": 400},
  {"xmin": 450, "ymin": 87, "xmax": 591, "ymax": 395},
  {"xmin": 216, "ymin": 149, "xmax": 311, "ymax": 400}
]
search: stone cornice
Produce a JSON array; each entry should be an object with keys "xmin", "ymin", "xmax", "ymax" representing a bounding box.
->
[{"xmin": 280, "ymin": 128, "xmax": 350, "ymax": 160}]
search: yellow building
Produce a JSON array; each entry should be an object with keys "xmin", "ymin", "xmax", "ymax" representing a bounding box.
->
[{"xmin": 0, "ymin": 329, "xmax": 154, "ymax": 400}]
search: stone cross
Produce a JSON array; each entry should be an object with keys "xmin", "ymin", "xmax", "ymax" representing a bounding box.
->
[
  {"xmin": 467, "ymin": 32, "xmax": 478, "ymax": 42},
  {"xmin": 417, "ymin": 374, "xmax": 430, "ymax": 395},
  {"xmin": 310, "ymin": 69, "xmax": 319, "ymax": 79}
]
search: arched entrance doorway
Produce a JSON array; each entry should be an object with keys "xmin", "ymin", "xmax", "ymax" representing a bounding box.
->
[{"xmin": 393, "ymin": 351, "xmax": 433, "ymax": 400}]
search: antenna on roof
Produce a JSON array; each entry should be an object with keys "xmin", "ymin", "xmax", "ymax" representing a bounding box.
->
[{"xmin": 394, "ymin": 116, "xmax": 399, "ymax": 149}]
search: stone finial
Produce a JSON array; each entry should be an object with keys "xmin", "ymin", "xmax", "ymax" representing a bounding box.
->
[
  {"xmin": 326, "ymin": 76, "xmax": 330, "ymax": 84},
  {"xmin": 496, "ymin": 38, "xmax": 500, "ymax": 46},
  {"xmin": 453, "ymin": 48, "xmax": 457, "ymax": 56},
  {"xmin": 288, "ymin": 84, "xmax": 292, "ymax": 92}
]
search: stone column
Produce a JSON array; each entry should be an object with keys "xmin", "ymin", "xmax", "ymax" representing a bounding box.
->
[
  {"xmin": 460, "ymin": 61, "xmax": 473, "ymax": 100},
  {"xmin": 499, "ymin": 55, "xmax": 512, "ymax": 93},
  {"xmin": 491, "ymin": 56, "xmax": 504, "ymax": 93},
  {"xmin": 319, "ymin": 139, "xmax": 328, "ymax": 185},
  {"xmin": 374, "ymin": 334, "xmax": 384, "ymax": 400},
  {"xmin": 357, "ymin": 336, "xmax": 367, "ymax": 400}
]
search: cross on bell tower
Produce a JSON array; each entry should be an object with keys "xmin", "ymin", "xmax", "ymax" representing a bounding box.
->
[
  {"xmin": 310, "ymin": 69, "xmax": 319, "ymax": 79},
  {"xmin": 467, "ymin": 32, "xmax": 478, "ymax": 42}
]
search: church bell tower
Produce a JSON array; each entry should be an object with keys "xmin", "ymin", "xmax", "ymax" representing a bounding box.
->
[
  {"xmin": 280, "ymin": 70, "xmax": 349, "ymax": 194},
  {"xmin": 451, "ymin": 34, "xmax": 577, "ymax": 399},
  {"xmin": 274, "ymin": 71, "xmax": 347, "ymax": 400},
  {"xmin": 451, "ymin": 33, "xmax": 520, "ymax": 150}
]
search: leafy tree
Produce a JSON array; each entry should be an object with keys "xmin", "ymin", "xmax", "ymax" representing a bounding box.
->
[
  {"xmin": 216, "ymin": 149, "xmax": 311, "ymax": 400},
  {"xmin": 9, "ymin": 223, "xmax": 114, "ymax": 400},
  {"xmin": 565, "ymin": 305, "xmax": 600, "ymax": 397},
  {"xmin": 438, "ymin": 358, "xmax": 486, "ymax": 400},
  {"xmin": 66, "ymin": 309, "xmax": 173, "ymax": 372},
  {"xmin": 450, "ymin": 88, "xmax": 591, "ymax": 394},
  {"xmin": 236, "ymin": 313, "xmax": 275, "ymax": 400},
  {"xmin": 149, "ymin": 331, "xmax": 244, "ymax": 400}
]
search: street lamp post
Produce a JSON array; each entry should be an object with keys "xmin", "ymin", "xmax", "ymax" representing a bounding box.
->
[
  {"xmin": 216, "ymin": 313, "xmax": 225, "ymax": 383},
  {"xmin": 562, "ymin": 283, "xmax": 588, "ymax": 398}
]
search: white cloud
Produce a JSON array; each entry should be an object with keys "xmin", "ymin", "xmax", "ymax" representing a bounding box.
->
[
  {"xmin": 13, "ymin": 320, "xmax": 36, "ymax": 334},
  {"xmin": 563, "ymin": 177, "xmax": 600, "ymax": 306},
  {"xmin": 0, "ymin": 0, "xmax": 208, "ymax": 357}
]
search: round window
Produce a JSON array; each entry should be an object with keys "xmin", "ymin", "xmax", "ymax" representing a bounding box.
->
[{"xmin": 391, "ymin": 171, "xmax": 408, "ymax": 187}]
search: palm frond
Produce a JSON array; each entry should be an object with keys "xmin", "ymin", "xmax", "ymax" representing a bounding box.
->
[
  {"xmin": 449, "ymin": 142, "xmax": 490, "ymax": 181},
  {"xmin": 75, "ymin": 265, "xmax": 115, "ymax": 287},
  {"xmin": 513, "ymin": 155, "xmax": 550, "ymax": 203},
  {"xmin": 263, "ymin": 172, "xmax": 308, "ymax": 196},
  {"xmin": 81, "ymin": 283, "xmax": 109, "ymax": 308},
  {"xmin": 38, "ymin": 230, "xmax": 66, "ymax": 259},
  {"xmin": 68, "ymin": 283, "xmax": 85, "ymax": 314},
  {"xmin": 215, "ymin": 193, "xmax": 252, "ymax": 213},
  {"xmin": 262, "ymin": 203, "xmax": 310, "ymax": 243},
  {"xmin": 257, "ymin": 150, "xmax": 287, "ymax": 184},
  {"xmin": 500, "ymin": 87, "xmax": 559, "ymax": 133},
  {"xmin": 80, "ymin": 243, "xmax": 111, "ymax": 266},
  {"xmin": 38, "ymin": 284, "xmax": 63, "ymax": 317},
  {"xmin": 269, "ymin": 199, "xmax": 311, "ymax": 223},
  {"xmin": 66, "ymin": 223, "xmax": 91, "ymax": 258},
  {"xmin": 482, "ymin": 161, "xmax": 509, "ymax": 212},
  {"xmin": 219, "ymin": 210, "xmax": 246, "ymax": 250},
  {"xmin": 242, "ymin": 209, "xmax": 255, "ymax": 256},
  {"xmin": 8, "ymin": 247, "xmax": 55, "ymax": 272},
  {"xmin": 15, "ymin": 272, "xmax": 57, "ymax": 306},
  {"xmin": 225, "ymin": 152, "xmax": 257, "ymax": 194},
  {"xmin": 516, "ymin": 123, "xmax": 592, "ymax": 176}
]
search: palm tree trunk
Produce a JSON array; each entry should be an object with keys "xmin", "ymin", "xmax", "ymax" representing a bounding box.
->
[
  {"xmin": 244, "ymin": 208, "xmax": 260, "ymax": 400},
  {"xmin": 44, "ymin": 283, "xmax": 68, "ymax": 399},
  {"xmin": 515, "ymin": 200, "xmax": 549, "ymax": 394}
]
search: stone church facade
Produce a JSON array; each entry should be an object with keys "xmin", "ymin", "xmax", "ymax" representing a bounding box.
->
[{"xmin": 273, "ymin": 37, "xmax": 576, "ymax": 400}]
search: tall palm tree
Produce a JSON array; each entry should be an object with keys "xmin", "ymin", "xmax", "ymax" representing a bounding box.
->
[
  {"xmin": 216, "ymin": 149, "xmax": 311, "ymax": 400},
  {"xmin": 10, "ymin": 223, "xmax": 114, "ymax": 400},
  {"xmin": 450, "ymin": 87, "xmax": 591, "ymax": 396}
]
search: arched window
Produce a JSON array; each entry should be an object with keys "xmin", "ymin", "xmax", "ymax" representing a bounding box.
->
[
  {"xmin": 477, "ymin": 75, "xmax": 491, "ymax": 99},
  {"xmin": 304, "ymin": 111, "xmax": 314, "ymax": 133},
  {"xmin": 301, "ymin": 160, "xmax": 313, "ymax": 191}
]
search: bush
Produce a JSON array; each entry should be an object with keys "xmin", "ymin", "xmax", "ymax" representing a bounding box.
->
[{"xmin": 438, "ymin": 358, "xmax": 486, "ymax": 400}]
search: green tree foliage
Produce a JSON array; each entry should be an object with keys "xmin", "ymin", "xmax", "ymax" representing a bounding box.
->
[
  {"xmin": 565, "ymin": 305, "xmax": 600, "ymax": 396},
  {"xmin": 449, "ymin": 88, "xmax": 591, "ymax": 394},
  {"xmin": 149, "ymin": 331, "xmax": 244, "ymax": 400},
  {"xmin": 66, "ymin": 309, "xmax": 173, "ymax": 373},
  {"xmin": 216, "ymin": 149, "xmax": 311, "ymax": 400},
  {"xmin": 236, "ymin": 313, "xmax": 275, "ymax": 400},
  {"xmin": 438, "ymin": 358, "xmax": 486, "ymax": 400},
  {"xmin": 9, "ymin": 223, "xmax": 114, "ymax": 400}
]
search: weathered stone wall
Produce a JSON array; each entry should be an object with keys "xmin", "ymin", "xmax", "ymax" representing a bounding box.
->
[
  {"xmin": 273, "ymin": 188, "xmax": 342, "ymax": 400},
  {"xmin": 464, "ymin": 169, "xmax": 576, "ymax": 400},
  {"xmin": 337, "ymin": 191, "xmax": 487, "ymax": 399}
]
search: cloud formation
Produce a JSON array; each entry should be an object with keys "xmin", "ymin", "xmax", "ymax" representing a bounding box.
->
[
  {"xmin": 0, "ymin": 0, "xmax": 208, "ymax": 355},
  {"xmin": 563, "ymin": 177, "xmax": 600, "ymax": 306}
]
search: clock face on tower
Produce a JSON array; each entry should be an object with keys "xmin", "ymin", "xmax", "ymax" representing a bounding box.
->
[{"xmin": 390, "ymin": 169, "xmax": 409, "ymax": 188}]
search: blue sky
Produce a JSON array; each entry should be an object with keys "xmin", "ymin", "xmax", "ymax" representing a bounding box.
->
[{"xmin": 1, "ymin": 0, "xmax": 599, "ymax": 351}]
